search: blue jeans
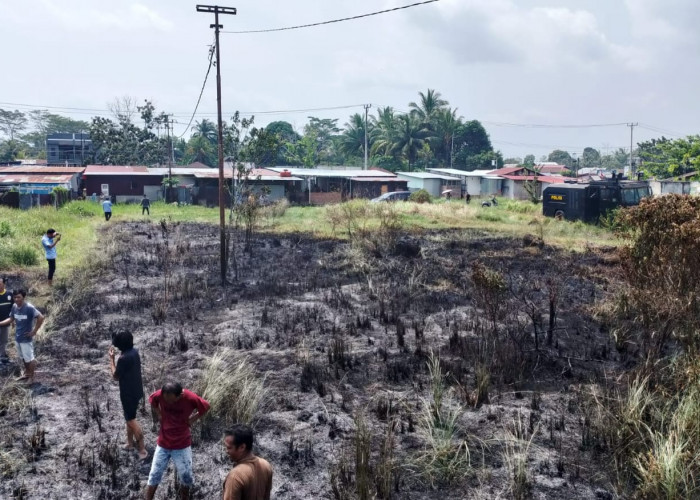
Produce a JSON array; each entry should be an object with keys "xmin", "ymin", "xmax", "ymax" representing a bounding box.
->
[{"xmin": 147, "ymin": 445, "xmax": 193, "ymax": 487}]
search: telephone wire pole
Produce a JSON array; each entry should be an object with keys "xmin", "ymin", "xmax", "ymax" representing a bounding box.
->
[
  {"xmin": 364, "ymin": 104, "xmax": 371, "ymax": 170},
  {"xmin": 197, "ymin": 4, "xmax": 237, "ymax": 285},
  {"xmin": 628, "ymin": 122, "xmax": 638, "ymax": 177}
]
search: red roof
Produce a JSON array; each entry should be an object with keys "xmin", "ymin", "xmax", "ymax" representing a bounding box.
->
[
  {"xmin": 0, "ymin": 166, "xmax": 84, "ymax": 174},
  {"xmin": 490, "ymin": 166, "xmax": 527, "ymax": 176},
  {"xmin": 184, "ymin": 162, "xmax": 212, "ymax": 169},
  {"xmin": 538, "ymin": 164, "xmax": 570, "ymax": 174}
]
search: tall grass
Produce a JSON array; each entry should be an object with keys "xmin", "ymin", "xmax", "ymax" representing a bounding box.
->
[
  {"xmin": 199, "ymin": 351, "xmax": 267, "ymax": 426},
  {"xmin": 410, "ymin": 352, "xmax": 472, "ymax": 487}
]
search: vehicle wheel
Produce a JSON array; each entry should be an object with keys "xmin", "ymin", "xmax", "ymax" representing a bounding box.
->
[{"xmin": 554, "ymin": 210, "xmax": 565, "ymax": 221}]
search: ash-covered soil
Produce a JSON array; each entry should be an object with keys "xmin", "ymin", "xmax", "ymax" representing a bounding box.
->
[{"xmin": 1, "ymin": 221, "xmax": 625, "ymax": 499}]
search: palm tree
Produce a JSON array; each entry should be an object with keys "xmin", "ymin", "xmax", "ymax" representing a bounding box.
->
[
  {"xmin": 192, "ymin": 119, "xmax": 217, "ymax": 144},
  {"xmin": 409, "ymin": 89, "xmax": 449, "ymax": 123},
  {"xmin": 392, "ymin": 114, "xmax": 431, "ymax": 171},
  {"xmin": 340, "ymin": 113, "xmax": 374, "ymax": 159},
  {"xmin": 433, "ymin": 108, "xmax": 463, "ymax": 167},
  {"xmin": 371, "ymin": 106, "xmax": 398, "ymax": 156}
]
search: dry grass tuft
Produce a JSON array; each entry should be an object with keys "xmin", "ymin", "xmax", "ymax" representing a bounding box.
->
[{"xmin": 199, "ymin": 351, "xmax": 267, "ymax": 425}]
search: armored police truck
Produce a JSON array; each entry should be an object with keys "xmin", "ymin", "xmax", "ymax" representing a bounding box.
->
[{"xmin": 542, "ymin": 175, "xmax": 652, "ymax": 222}]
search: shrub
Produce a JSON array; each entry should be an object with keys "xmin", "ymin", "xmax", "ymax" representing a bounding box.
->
[
  {"xmin": 615, "ymin": 195, "xmax": 700, "ymax": 358},
  {"xmin": 63, "ymin": 201, "xmax": 99, "ymax": 218},
  {"xmin": 199, "ymin": 351, "xmax": 266, "ymax": 425},
  {"xmin": 10, "ymin": 245, "xmax": 38, "ymax": 266},
  {"xmin": 476, "ymin": 212, "xmax": 504, "ymax": 223},
  {"xmin": 0, "ymin": 220, "xmax": 12, "ymax": 237},
  {"xmin": 409, "ymin": 189, "xmax": 432, "ymax": 204}
]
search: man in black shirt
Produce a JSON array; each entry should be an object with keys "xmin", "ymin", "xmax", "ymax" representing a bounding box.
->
[
  {"xmin": 141, "ymin": 194, "xmax": 151, "ymax": 215},
  {"xmin": 109, "ymin": 331, "xmax": 147, "ymax": 459},
  {"xmin": 0, "ymin": 278, "xmax": 12, "ymax": 363}
]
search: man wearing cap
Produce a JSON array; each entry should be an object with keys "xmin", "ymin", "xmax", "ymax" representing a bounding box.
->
[{"xmin": 41, "ymin": 229, "xmax": 61, "ymax": 286}]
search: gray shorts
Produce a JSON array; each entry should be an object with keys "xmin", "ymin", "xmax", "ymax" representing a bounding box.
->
[{"xmin": 16, "ymin": 341, "xmax": 35, "ymax": 363}]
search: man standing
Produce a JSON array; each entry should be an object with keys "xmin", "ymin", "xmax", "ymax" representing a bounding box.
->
[
  {"xmin": 141, "ymin": 194, "xmax": 151, "ymax": 216},
  {"xmin": 0, "ymin": 278, "xmax": 12, "ymax": 364},
  {"xmin": 109, "ymin": 331, "xmax": 147, "ymax": 460},
  {"xmin": 102, "ymin": 197, "xmax": 113, "ymax": 221},
  {"xmin": 0, "ymin": 289, "xmax": 44, "ymax": 383},
  {"xmin": 41, "ymin": 229, "xmax": 61, "ymax": 286},
  {"xmin": 222, "ymin": 425, "xmax": 273, "ymax": 500},
  {"xmin": 146, "ymin": 382, "xmax": 210, "ymax": 500}
]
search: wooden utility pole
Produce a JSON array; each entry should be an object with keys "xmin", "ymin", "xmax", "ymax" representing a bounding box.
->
[
  {"xmin": 197, "ymin": 4, "xmax": 237, "ymax": 285},
  {"xmin": 364, "ymin": 104, "xmax": 371, "ymax": 170}
]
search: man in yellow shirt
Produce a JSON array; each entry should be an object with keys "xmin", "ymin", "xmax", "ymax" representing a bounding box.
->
[{"xmin": 222, "ymin": 425, "xmax": 273, "ymax": 500}]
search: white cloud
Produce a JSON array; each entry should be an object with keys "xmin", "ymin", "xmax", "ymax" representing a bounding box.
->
[
  {"xmin": 40, "ymin": 1, "xmax": 173, "ymax": 32},
  {"xmin": 412, "ymin": 0, "xmax": 646, "ymax": 71}
]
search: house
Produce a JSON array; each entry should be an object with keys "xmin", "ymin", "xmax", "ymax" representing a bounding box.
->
[
  {"xmin": 192, "ymin": 168, "xmax": 302, "ymax": 206},
  {"xmin": 488, "ymin": 166, "xmax": 566, "ymax": 200},
  {"xmin": 649, "ymin": 171, "xmax": 700, "ymax": 196},
  {"xmin": 395, "ymin": 172, "xmax": 462, "ymax": 198},
  {"xmin": 82, "ymin": 165, "xmax": 163, "ymax": 202},
  {"xmin": 267, "ymin": 167, "xmax": 401, "ymax": 204},
  {"xmin": 0, "ymin": 166, "xmax": 84, "ymax": 194},
  {"xmin": 427, "ymin": 168, "xmax": 496, "ymax": 197},
  {"xmin": 46, "ymin": 133, "xmax": 93, "ymax": 166}
]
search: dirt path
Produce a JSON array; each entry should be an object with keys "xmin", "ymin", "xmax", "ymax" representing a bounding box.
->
[{"xmin": 1, "ymin": 222, "xmax": 623, "ymax": 499}]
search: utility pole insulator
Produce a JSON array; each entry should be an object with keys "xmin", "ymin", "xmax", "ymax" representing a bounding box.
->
[{"xmin": 198, "ymin": 4, "xmax": 237, "ymax": 286}]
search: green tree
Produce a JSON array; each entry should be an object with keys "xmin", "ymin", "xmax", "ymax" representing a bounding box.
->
[
  {"xmin": 340, "ymin": 113, "xmax": 373, "ymax": 162},
  {"xmin": 581, "ymin": 147, "xmax": 601, "ymax": 169},
  {"xmin": 303, "ymin": 117, "xmax": 340, "ymax": 165},
  {"xmin": 392, "ymin": 114, "xmax": 431, "ymax": 171},
  {"xmin": 0, "ymin": 139, "xmax": 26, "ymax": 162},
  {"xmin": 523, "ymin": 154, "xmax": 536, "ymax": 168},
  {"xmin": 409, "ymin": 89, "xmax": 448, "ymax": 123},
  {"xmin": 601, "ymin": 148, "xmax": 629, "ymax": 172},
  {"xmin": 0, "ymin": 109, "xmax": 28, "ymax": 140},
  {"xmin": 638, "ymin": 136, "xmax": 700, "ymax": 179},
  {"xmin": 192, "ymin": 119, "xmax": 218, "ymax": 144},
  {"xmin": 184, "ymin": 135, "xmax": 216, "ymax": 166},
  {"xmin": 547, "ymin": 149, "xmax": 574, "ymax": 168},
  {"xmin": 452, "ymin": 120, "xmax": 495, "ymax": 170},
  {"xmin": 432, "ymin": 107, "xmax": 462, "ymax": 167},
  {"xmin": 89, "ymin": 100, "xmax": 169, "ymax": 165}
]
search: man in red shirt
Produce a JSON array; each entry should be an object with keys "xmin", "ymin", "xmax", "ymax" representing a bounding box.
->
[{"xmin": 145, "ymin": 382, "xmax": 210, "ymax": 500}]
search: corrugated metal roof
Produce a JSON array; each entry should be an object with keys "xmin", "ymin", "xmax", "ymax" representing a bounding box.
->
[
  {"xmin": 0, "ymin": 174, "xmax": 74, "ymax": 184},
  {"xmin": 396, "ymin": 172, "xmax": 461, "ymax": 181},
  {"xmin": 193, "ymin": 171, "xmax": 301, "ymax": 181},
  {"xmin": 268, "ymin": 167, "xmax": 395, "ymax": 178},
  {"xmin": 84, "ymin": 165, "xmax": 153, "ymax": 175},
  {"xmin": 501, "ymin": 175, "xmax": 566, "ymax": 183},
  {"xmin": 428, "ymin": 168, "xmax": 493, "ymax": 177},
  {"xmin": 0, "ymin": 166, "xmax": 84, "ymax": 174},
  {"xmin": 350, "ymin": 177, "xmax": 407, "ymax": 182}
]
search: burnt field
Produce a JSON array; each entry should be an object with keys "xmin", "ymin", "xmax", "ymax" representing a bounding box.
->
[{"xmin": 0, "ymin": 221, "xmax": 626, "ymax": 499}]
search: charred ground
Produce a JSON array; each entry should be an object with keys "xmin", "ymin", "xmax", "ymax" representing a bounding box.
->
[{"xmin": 0, "ymin": 221, "xmax": 624, "ymax": 499}]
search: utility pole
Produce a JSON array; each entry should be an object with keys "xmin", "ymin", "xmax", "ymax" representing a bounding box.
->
[
  {"xmin": 450, "ymin": 134, "xmax": 454, "ymax": 169},
  {"xmin": 197, "ymin": 4, "xmax": 237, "ymax": 285},
  {"xmin": 628, "ymin": 122, "xmax": 638, "ymax": 177},
  {"xmin": 363, "ymin": 104, "xmax": 371, "ymax": 170}
]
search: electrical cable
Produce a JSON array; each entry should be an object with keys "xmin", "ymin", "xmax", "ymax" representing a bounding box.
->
[
  {"xmin": 178, "ymin": 37, "xmax": 216, "ymax": 138},
  {"xmin": 221, "ymin": 0, "xmax": 440, "ymax": 34}
]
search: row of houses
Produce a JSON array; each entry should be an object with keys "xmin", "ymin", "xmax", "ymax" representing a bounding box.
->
[
  {"xmin": 11, "ymin": 160, "xmax": 670, "ymax": 209},
  {"xmin": 0, "ymin": 162, "xmax": 577, "ymax": 208}
]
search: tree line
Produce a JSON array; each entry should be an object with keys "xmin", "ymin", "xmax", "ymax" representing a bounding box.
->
[{"xmin": 1, "ymin": 90, "xmax": 698, "ymax": 178}]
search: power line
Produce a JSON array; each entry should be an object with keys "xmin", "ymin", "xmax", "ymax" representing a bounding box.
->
[
  {"xmin": 221, "ymin": 0, "xmax": 440, "ymax": 34},
  {"xmin": 482, "ymin": 121, "xmax": 629, "ymax": 129},
  {"xmin": 178, "ymin": 37, "xmax": 217, "ymax": 138}
]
